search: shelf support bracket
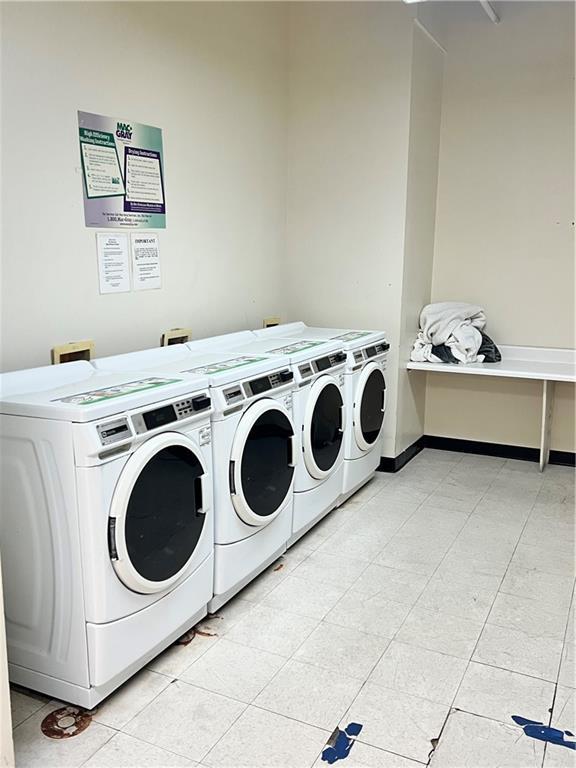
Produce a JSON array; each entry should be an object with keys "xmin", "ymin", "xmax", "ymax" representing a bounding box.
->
[{"xmin": 539, "ymin": 380, "xmax": 556, "ymax": 471}]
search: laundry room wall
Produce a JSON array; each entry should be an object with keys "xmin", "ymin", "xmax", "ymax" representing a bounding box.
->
[
  {"xmin": 285, "ymin": 1, "xmax": 416, "ymax": 459},
  {"xmin": 394, "ymin": 22, "xmax": 444, "ymax": 457},
  {"xmin": 420, "ymin": 1, "xmax": 575, "ymax": 451},
  {"xmin": 0, "ymin": 2, "xmax": 289, "ymax": 371}
]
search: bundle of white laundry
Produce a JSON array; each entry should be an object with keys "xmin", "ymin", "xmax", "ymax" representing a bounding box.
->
[{"xmin": 411, "ymin": 302, "xmax": 488, "ymax": 364}]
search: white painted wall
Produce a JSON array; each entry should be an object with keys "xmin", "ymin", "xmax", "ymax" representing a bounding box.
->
[
  {"xmin": 421, "ymin": 1, "xmax": 575, "ymax": 451},
  {"xmin": 395, "ymin": 23, "xmax": 444, "ymax": 456},
  {"xmin": 1, "ymin": 1, "xmax": 573, "ymax": 456},
  {"xmin": 1, "ymin": 2, "xmax": 289, "ymax": 372},
  {"xmin": 285, "ymin": 1, "xmax": 415, "ymax": 458}
]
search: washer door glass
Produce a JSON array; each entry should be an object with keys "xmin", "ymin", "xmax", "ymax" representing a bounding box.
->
[
  {"xmin": 310, "ymin": 381, "xmax": 344, "ymax": 473},
  {"xmin": 124, "ymin": 444, "xmax": 204, "ymax": 583},
  {"xmin": 360, "ymin": 368, "xmax": 386, "ymax": 445},
  {"xmin": 231, "ymin": 400, "xmax": 295, "ymax": 526}
]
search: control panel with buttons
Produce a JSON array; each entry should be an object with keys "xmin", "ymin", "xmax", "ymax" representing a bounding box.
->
[
  {"xmin": 174, "ymin": 395, "xmax": 210, "ymax": 418},
  {"xmin": 130, "ymin": 392, "xmax": 212, "ymax": 435},
  {"xmin": 244, "ymin": 368, "xmax": 294, "ymax": 397},
  {"xmin": 311, "ymin": 351, "xmax": 347, "ymax": 374},
  {"xmin": 362, "ymin": 342, "xmax": 390, "ymax": 359}
]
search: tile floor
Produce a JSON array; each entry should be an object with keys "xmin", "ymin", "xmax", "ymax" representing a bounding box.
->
[{"xmin": 10, "ymin": 449, "xmax": 576, "ymax": 767}]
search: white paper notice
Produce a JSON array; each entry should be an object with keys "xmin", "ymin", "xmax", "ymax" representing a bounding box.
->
[
  {"xmin": 131, "ymin": 233, "xmax": 161, "ymax": 290},
  {"xmin": 96, "ymin": 233, "xmax": 130, "ymax": 293}
]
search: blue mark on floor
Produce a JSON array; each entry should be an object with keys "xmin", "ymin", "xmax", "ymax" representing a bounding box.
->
[
  {"xmin": 321, "ymin": 722, "xmax": 363, "ymax": 764},
  {"xmin": 512, "ymin": 716, "xmax": 576, "ymax": 750}
]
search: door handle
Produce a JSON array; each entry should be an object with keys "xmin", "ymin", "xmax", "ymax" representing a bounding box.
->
[
  {"xmin": 288, "ymin": 435, "xmax": 296, "ymax": 468},
  {"xmin": 338, "ymin": 404, "xmax": 346, "ymax": 433},
  {"xmin": 195, "ymin": 475, "xmax": 205, "ymax": 515},
  {"xmin": 107, "ymin": 518, "xmax": 118, "ymax": 560}
]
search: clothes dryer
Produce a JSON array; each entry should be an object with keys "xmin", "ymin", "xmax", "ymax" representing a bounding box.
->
[
  {"xmin": 0, "ymin": 361, "xmax": 213, "ymax": 707},
  {"xmin": 188, "ymin": 334, "xmax": 347, "ymax": 544},
  {"xmin": 255, "ymin": 323, "xmax": 389, "ymax": 500},
  {"xmin": 93, "ymin": 344, "xmax": 296, "ymax": 610}
]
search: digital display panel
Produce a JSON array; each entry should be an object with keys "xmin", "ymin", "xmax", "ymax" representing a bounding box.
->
[
  {"xmin": 365, "ymin": 346, "xmax": 377, "ymax": 358},
  {"xmin": 249, "ymin": 376, "xmax": 271, "ymax": 395},
  {"xmin": 143, "ymin": 404, "xmax": 176, "ymax": 430},
  {"xmin": 315, "ymin": 356, "xmax": 332, "ymax": 372}
]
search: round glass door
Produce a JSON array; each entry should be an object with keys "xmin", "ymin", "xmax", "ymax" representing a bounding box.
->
[
  {"xmin": 354, "ymin": 364, "xmax": 386, "ymax": 451},
  {"xmin": 231, "ymin": 400, "xmax": 295, "ymax": 526},
  {"xmin": 109, "ymin": 433, "xmax": 206, "ymax": 594},
  {"xmin": 303, "ymin": 377, "xmax": 344, "ymax": 479}
]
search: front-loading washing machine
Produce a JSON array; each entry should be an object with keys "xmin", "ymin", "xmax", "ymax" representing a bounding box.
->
[
  {"xmin": 0, "ymin": 361, "xmax": 214, "ymax": 707},
  {"xmin": 187, "ymin": 333, "xmax": 347, "ymax": 545},
  {"xmin": 255, "ymin": 323, "xmax": 390, "ymax": 501},
  {"xmin": 93, "ymin": 343, "xmax": 296, "ymax": 611}
]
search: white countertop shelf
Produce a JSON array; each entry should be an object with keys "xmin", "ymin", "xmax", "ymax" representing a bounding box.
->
[{"xmin": 406, "ymin": 345, "xmax": 576, "ymax": 383}]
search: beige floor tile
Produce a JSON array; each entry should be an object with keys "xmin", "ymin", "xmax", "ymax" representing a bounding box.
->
[
  {"xmin": 368, "ymin": 641, "xmax": 467, "ymax": 705},
  {"xmin": 225, "ymin": 604, "xmax": 318, "ymax": 658},
  {"xmin": 488, "ymin": 592, "xmax": 568, "ymax": 641},
  {"xmin": 261, "ymin": 575, "xmax": 346, "ymax": 619},
  {"xmin": 511, "ymin": 543, "xmax": 574, "ymax": 577},
  {"xmin": 416, "ymin": 577, "xmax": 496, "ymax": 623},
  {"xmin": 324, "ymin": 592, "xmax": 411, "ymax": 639},
  {"xmin": 292, "ymin": 551, "xmax": 368, "ymax": 588},
  {"xmin": 395, "ymin": 606, "xmax": 484, "ymax": 659},
  {"xmin": 195, "ymin": 596, "xmax": 255, "ymax": 637},
  {"xmin": 92, "ymin": 669, "xmax": 171, "ymax": 729},
  {"xmin": 453, "ymin": 662, "xmax": 555, "ymax": 724},
  {"xmin": 147, "ymin": 631, "xmax": 219, "ymax": 678},
  {"xmin": 9, "ymin": 688, "xmax": 48, "ymax": 728},
  {"xmin": 294, "ymin": 622, "xmax": 389, "ymax": 681},
  {"xmin": 473, "ymin": 623, "xmax": 563, "ymax": 682},
  {"xmin": 429, "ymin": 710, "xmax": 544, "ymax": 767},
  {"xmin": 123, "ymin": 680, "xmax": 246, "ymax": 762},
  {"xmin": 376, "ymin": 539, "xmax": 448, "ymax": 577},
  {"xmin": 499, "ymin": 566, "xmax": 575, "ymax": 612},
  {"xmin": 203, "ymin": 705, "xmax": 328, "ymax": 768},
  {"xmin": 346, "ymin": 563, "xmax": 429, "ymax": 606},
  {"xmin": 254, "ymin": 659, "xmax": 362, "ymax": 730},
  {"xmin": 317, "ymin": 528, "xmax": 391, "ymax": 562},
  {"xmin": 345, "ymin": 682, "xmax": 449, "ymax": 763},
  {"xmin": 179, "ymin": 638, "xmax": 285, "ymax": 702},
  {"xmin": 236, "ymin": 562, "xmax": 290, "ymax": 602},
  {"xmin": 84, "ymin": 732, "xmax": 194, "ymax": 766}
]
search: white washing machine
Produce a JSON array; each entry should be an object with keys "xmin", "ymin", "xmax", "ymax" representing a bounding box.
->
[
  {"xmin": 93, "ymin": 343, "xmax": 296, "ymax": 611},
  {"xmin": 0, "ymin": 361, "xmax": 214, "ymax": 708},
  {"xmin": 188, "ymin": 333, "xmax": 347, "ymax": 545},
  {"xmin": 255, "ymin": 323, "xmax": 389, "ymax": 501}
]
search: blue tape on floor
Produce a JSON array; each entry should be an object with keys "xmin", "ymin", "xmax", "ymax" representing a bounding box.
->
[
  {"xmin": 321, "ymin": 722, "xmax": 364, "ymax": 764},
  {"xmin": 512, "ymin": 716, "xmax": 576, "ymax": 750}
]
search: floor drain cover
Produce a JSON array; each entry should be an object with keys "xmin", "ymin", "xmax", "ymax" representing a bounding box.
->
[{"xmin": 41, "ymin": 706, "xmax": 92, "ymax": 739}]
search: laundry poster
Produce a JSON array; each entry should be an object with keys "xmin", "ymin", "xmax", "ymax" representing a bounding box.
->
[{"xmin": 78, "ymin": 111, "xmax": 166, "ymax": 229}]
